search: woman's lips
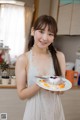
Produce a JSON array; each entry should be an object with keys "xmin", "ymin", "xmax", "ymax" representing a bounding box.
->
[{"xmin": 39, "ymin": 41, "xmax": 47, "ymax": 45}]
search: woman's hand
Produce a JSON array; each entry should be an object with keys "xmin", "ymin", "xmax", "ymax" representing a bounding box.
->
[
  {"xmin": 54, "ymin": 91, "xmax": 64, "ymax": 95},
  {"xmin": 50, "ymin": 91, "xmax": 64, "ymax": 94}
]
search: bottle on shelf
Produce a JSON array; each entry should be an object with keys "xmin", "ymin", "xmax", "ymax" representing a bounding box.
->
[
  {"xmin": 0, "ymin": 40, "xmax": 3, "ymax": 48},
  {"xmin": 73, "ymin": 72, "xmax": 79, "ymax": 86}
]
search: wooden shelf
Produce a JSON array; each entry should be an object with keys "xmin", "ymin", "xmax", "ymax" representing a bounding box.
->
[
  {"xmin": 0, "ymin": 85, "xmax": 80, "ymax": 89},
  {"xmin": 0, "ymin": 85, "xmax": 16, "ymax": 89}
]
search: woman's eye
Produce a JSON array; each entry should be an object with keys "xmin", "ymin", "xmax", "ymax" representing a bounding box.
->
[
  {"xmin": 39, "ymin": 30, "xmax": 44, "ymax": 33},
  {"xmin": 49, "ymin": 33, "xmax": 54, "ymax": 36}
]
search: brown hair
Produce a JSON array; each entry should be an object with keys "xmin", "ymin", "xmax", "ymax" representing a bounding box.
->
[{"xmin": 28, "ymin": 15, "xmax": 62, "ymax": 76}]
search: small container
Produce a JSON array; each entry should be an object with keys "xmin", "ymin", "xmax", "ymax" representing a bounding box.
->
[
  {"xmin": 11, "ymin": 76, "xmax": 16, "ymax": 85},
  {"xmin": 73, "ymin": 72, "xmax": 79, "ymax": 86},
  {"xmin": 2, "ymin": 78, "xmax": 9, "ymax": 85},
  {"xmin": 65, "ymin": 70, "xmax": 78, "ymax": 86},
  {"xmin": 0, "ymin": 40, "xmax": 3, "ymax": 47},
  {"xmin": 0, "ymin": 76, "xmax": 2, "ymax": 84},
  {"xmin": 1, "ymin": 70, "xmax": 10, "ymax": 85}
]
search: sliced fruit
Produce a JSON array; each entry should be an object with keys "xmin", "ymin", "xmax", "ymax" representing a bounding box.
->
[
  {"xmin": 43, "ymin": 83, "xmax": 50, "ymax": 87},
  {"xmin": 40, "ymin": 79, "xmax": 46, "ymax": 83},
  {"xmin": 58, "ymin": 83, "xmax": 65, "ymax": 88}
]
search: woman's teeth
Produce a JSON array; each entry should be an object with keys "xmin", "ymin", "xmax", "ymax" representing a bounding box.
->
[{"xmin": 40, "ymin": 41, "xmax": 47, "ymax": 45}]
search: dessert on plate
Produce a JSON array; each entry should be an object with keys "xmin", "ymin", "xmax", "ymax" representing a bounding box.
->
[
  {"xmin": 36, "ymin": 75, "xmax": 72, "ymax": 91},
  {"xmin": 39, "ymin": 76, "xmax": 65, "ymax": 89}
]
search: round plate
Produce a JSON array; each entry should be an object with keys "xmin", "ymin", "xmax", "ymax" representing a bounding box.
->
[{"xmin": 36, "ymin": 77, "xmax": 72, "ymax": 91}]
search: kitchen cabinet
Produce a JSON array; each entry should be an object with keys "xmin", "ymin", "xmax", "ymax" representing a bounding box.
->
[
  {"xmin": 50, "ymin": 0, "xmax": 59, "ymax": 21},
  {"xmin": 60, "ymin": 89, "xmax": 80, "ymax": 120},
  {"xmin": 0, "ymin": 89, "xmax": 26, "ymax": 120},
  {"xmin": 57, "ymin": 0, "xmax": 80, "ymax": 35},
  {"xmin": 57, "ymin": 3, "xmax": 72, "ymax": 35},
  {"xmin": 34, "ymin": 0, "xmax": 80, "ymax": 35},
  {"xmin": 70, "ymin": 3, "xmax": 80, "ymax": 35}
]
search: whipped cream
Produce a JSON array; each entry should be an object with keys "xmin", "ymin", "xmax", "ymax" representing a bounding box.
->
[{"xmin": 49, "ymin": 76, "xmax": 61, "ymax": 85}]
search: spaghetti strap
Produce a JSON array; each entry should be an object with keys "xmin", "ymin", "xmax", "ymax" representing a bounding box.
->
[{"xmin": 28, "ymin": 50, "xmax": 32, "ymax": 65}]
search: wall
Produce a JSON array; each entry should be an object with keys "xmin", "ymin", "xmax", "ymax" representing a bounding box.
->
[
  {"xmin": 54, "ymin": 35, "xmax": 80, "ymax": 63},
  {"xmin": 38, "ymin": 0, "xmax": 51, "ymax": 16}
]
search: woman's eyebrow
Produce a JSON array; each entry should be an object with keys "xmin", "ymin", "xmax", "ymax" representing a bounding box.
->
[{"xmin": 39, "ymin": 28, "xmax": 45, "ymax": 30}]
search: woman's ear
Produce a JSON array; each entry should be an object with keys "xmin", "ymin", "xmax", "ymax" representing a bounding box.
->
[{"xmin": 31, "ymin": 27, "xmax": 34, "ymax": 36}]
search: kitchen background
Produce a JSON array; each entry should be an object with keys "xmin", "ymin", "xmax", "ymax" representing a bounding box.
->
[
  {"xmin": 0, "ymin": 0, "xmax": 80, "ymax": 120},
  {"xmin": 55, "ymin": 35, "xmax": 80, "ymax": 62}
]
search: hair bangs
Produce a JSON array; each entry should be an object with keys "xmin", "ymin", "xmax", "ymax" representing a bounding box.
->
[
  {"xmin": 34, "ymin": 16, "xmax": 57, "ymax": 37},
  {"xmin": 34, "ymin": 20, "xmax": 48, "ymax": 31}
]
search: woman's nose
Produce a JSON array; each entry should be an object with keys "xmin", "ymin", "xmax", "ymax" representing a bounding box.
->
[{"xmin": 42, "ymin": 33, "xmax": 48, "ymax": 41}]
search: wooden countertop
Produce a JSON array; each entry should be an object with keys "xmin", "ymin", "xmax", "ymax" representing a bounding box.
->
[
  {"xmin": 0, "ymin": 84, "xmax": 80, "ymax": 89},
  {"xmin": 72, "ymin": 86, "xmax": 80, "ymax": 89},
  {"xmin": 0, "ymin": 85, "xmax": 16, "ymax": 89}
]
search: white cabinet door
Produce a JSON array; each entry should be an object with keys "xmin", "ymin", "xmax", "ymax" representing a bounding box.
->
[
  {"xmin": 60, "ymin": 89, "xmax": 80, "ymax": 120},
  {"xmin": 57, "ymin": 3, "xmax": 73, "ymax": 35},
  {"xmin": 50, "ymin": 0, "xmax": 59, "ymax": 21},
  {"xmin": 70, "ymin": 4, "xmax": 80, "ymax": 35},
  {"xmin": 57, "ymin": 0, "xmax": 80, "ymax": 35}
]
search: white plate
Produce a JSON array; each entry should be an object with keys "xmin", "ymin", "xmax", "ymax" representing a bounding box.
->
[{"xmin": 36, "ymin": 77, "xmax": 72, "ymax": 91}]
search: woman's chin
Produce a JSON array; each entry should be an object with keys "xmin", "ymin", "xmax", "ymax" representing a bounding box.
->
[
  {"xmin": 38, "ymin": 45, "xmax": 47, "ymax": 49},
  {"xmin": 37, "ymin": 43, "xmax": 48, "ymax": 49}
]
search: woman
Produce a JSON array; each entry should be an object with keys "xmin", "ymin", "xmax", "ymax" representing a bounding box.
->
[{"xmin": 15, "ymin": 15, "xmax": 66, "ymax": 120}]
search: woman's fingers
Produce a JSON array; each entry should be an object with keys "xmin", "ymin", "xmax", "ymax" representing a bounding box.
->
[{"xmin": 54, "ymin": 91, "xmax": 64, "ymax": 95}]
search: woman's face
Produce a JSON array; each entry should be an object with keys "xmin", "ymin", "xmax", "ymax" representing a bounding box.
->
[{"xmin": 33, "ymin": 26, "xmax": 54, "ymax": 49}]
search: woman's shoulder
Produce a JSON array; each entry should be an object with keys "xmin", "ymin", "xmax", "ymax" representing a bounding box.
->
[
  {"xmin": 16, "ymin": 52, "xmax": 29, "ymax": 66},
  {"xmin": 56, "ymin": 51, "xmax": 65, "ymax": 60}
]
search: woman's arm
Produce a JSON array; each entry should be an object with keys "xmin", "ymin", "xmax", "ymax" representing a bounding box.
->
[{"xmin": 15, "ymin": 54, "xmax": 40, "ymax": 100}]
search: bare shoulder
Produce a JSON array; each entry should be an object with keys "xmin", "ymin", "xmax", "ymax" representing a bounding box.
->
[
  {"xmin": 16, "ymin": 52, "xmax": 29, "ymax": 68},
  {"xmin": 56, "ymin": 51, "xmax": 65, "ymax": 60}
]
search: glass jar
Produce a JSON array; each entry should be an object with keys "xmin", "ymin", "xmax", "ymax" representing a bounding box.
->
[{"xmin": 0, "ymin": 40, "xmax": 3, "ymax": 48}]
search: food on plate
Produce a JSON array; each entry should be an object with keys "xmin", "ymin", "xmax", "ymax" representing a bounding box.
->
[
  {"xmin": 40, "ymin": 79, "xmax": 50, "ymax": 87},
  {"xmin": 39, "ymin": 76, "xmax": 65, "ymax": 89},
  {"xmin": 58, "ymin": 83, "xmax": 65, "ymax": 88},
  {"xmin": 40, "ymin": 79, "xmax": 46, "ymax": 83},
  {"xmin": 43, "ymin": 83, "xmax": 50, "ymax": 87},
  {"xmin": 36, "ymin": 76, "xmax": 72, "ymax": 91},
  {"xmin": 49, "ymin": 76, "xmax": 61, "ymax": 84},
  {"xmin": 49, "ymin": 76, "xmax": 65, "ymax": 88}
]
